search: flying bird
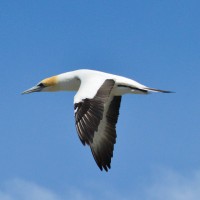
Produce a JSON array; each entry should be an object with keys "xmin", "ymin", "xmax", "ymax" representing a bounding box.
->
[{"xmin": 22, "ymin": 69, "xmax": 171, "ymax": 171}]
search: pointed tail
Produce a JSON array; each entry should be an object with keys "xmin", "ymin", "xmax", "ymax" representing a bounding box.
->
[{"xmin": 144, "ymin": 87, "xmax": 174, "ymax": 93}]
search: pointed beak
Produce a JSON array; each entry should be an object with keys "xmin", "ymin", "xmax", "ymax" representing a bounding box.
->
[{"xmin": 22, "ymin": 85, "xmax": 43, "ymax": 94}]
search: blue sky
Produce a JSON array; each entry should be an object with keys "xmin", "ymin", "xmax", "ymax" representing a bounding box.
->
[{"xmin": 1, "ymin": 0, "xmax": 200, "ymax": 199}]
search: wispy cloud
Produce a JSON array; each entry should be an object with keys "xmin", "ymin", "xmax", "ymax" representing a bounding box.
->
[
  {"xmin": 0, "ymin": 178, "xmax": 129, "ymax": 200},
  {"xmin": 1, "ymin": 169, "xmax": 200, "ymax": 200},
  {"xmin": 0, "ymin": 179, "xmax": 61, "ymax": 200},
  {"xmin": 144, "ymin": 168, "xmax": 200, "ymax": 200}
]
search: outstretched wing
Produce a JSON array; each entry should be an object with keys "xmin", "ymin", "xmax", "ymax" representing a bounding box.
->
[
  {"xmin": 74, "ymin": 79, "xmax": 122, "ymax": 171},
  {"xmin": 90, "ymin": 95, "xmax": 121, "ymax": 171}
]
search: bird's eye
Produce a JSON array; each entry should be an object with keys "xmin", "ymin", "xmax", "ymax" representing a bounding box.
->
[{"xmin": 37, "ymin": 83, "xmax": 45, "ymax": 87}]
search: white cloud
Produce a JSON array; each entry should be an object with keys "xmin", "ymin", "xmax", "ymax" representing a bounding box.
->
[
  {"xmin": 144, "ymin": 168, "xmax": 200, "ymax": 200},
  {"xmin": 0, "ymin": 178, "xmax": 128, "ymax": 200},
  {"xmin": 0, "ymin": 179, "xmax": 61, "ymax": 200},
  {"xmin": 1, "ymin": 169, "xmax": 200, "ymax": 200}
]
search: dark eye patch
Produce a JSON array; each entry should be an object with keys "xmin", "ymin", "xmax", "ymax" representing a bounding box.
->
[{"xmin": 37, "ymin": 83, "xmax": 45, "ymax": 87}]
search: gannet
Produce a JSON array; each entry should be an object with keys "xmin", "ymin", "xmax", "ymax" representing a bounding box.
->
[{"xmin": 22, "ymin": 69, "xmax": 171, "ymax": 171}]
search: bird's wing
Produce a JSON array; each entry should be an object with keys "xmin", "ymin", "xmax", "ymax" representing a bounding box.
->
[
  {"xmin": 90, "ymin": 95, "xmax": 121, "ymax": 171},
  {"xmin": 74, "ymin": 79, "xmax": 122, "ymax": 171}
]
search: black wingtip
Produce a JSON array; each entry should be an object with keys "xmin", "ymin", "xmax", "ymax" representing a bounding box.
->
[
  {"xmin": 103, "ymin": 164, "xmax": 110, "ymax": 172},
  {"xmin": 91, "ymin": 151, "xmax": 111, "ymax": 171},
  {"xmin": 97, "ymin": 162, "xmax": 110, "ymax": 172}
]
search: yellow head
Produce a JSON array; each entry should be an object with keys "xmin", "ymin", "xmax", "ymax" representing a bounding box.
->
[
  {"xmin": 22, "ymin": 76, "xmax": 58, "ymax": 94},
  {"xmin": 40, "ymin": 76, "xmax": 58, "ymax": 91}
]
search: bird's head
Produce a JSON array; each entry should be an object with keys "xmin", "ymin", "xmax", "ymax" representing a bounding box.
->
[{"xmin": 22, "ymin": 76, "xmax": 59, "ymax": 94}]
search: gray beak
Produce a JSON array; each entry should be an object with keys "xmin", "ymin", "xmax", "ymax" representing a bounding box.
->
[{"xmin": 22, "ymin": 85, "xmax": 43, "ymax": 94}]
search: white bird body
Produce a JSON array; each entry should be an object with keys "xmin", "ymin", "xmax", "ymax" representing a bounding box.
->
[
  {"xmin": 44, "ymin": 69, "xmax": 148, "ymax": 97},
  {"xmin": 22, "ymin": 69, "xmax": 171, "ymax": 171}
]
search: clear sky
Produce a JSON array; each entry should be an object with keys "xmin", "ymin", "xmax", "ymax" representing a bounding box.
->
[{"xmin": 0, "ymin": 0, "xmax": 200, "ymax": 199}]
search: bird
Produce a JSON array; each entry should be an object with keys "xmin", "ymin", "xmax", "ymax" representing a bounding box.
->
[{"xmin": 22, "ymin": 69, "xmax": 171, "ymax": 171}]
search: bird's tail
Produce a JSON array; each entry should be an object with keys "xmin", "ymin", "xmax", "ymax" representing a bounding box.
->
[
  {"xmin": 117, "ymin": 84, "xmax": 173, "ymax": 94},
  {"xmin": 143, "ymin": 87, "xmax": 173, "ymax": 93}
]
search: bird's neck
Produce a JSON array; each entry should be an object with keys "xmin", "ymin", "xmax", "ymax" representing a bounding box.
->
[{"xmin": 57, "ymin": 72, "xmax": 81, "ymax": 91}]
